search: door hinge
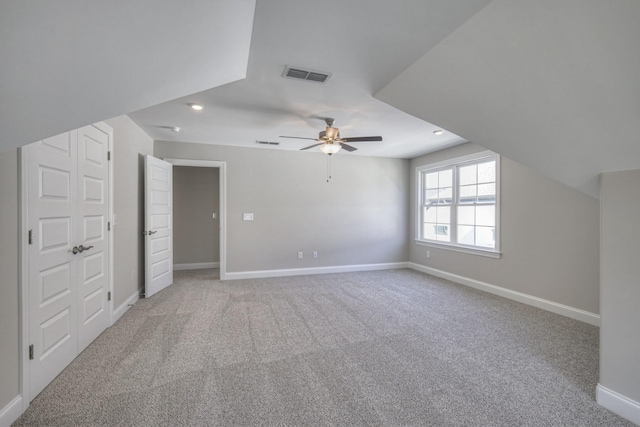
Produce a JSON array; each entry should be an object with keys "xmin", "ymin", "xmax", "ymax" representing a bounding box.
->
[
  {"xmin": 29, "ymin": 344, "xmax": 34, "ymax": 360},
  {"xmin": 107, "ymin": 151, "xmax": 111, "ymax": 161},
  {"xmin": 108, "ymin": 221, "xmax": 111, "ymax": 231},
  {"xmin": 28, "ymin": 229, "xmax": 33, "ymax": 245},
  {"xmin": 108, "ymin": 291, "xmax": 111, "ymax": 301}
]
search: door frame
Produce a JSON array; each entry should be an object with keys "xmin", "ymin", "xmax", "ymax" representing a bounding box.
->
[
  {"xmin": 164, "ymin": 159, "xmax": 227, "ymax": 280},
  {"xmin": 18, "ymin": 122, "xmax": 114, "ymax": 410}
]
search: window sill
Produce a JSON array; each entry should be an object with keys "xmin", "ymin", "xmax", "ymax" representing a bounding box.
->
[{"xmin": 414, "ymin": 240, "xmax": 502, "ymax": 259}]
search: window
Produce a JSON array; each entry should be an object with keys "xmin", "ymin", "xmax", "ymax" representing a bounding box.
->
[{"xmin": 417, "ymin": 151, "xmax": 500, "ymax": 256}]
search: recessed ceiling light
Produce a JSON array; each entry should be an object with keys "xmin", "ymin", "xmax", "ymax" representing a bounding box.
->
[
  {"xmin": 171, "ymin": 126, "xmax": 181, "ymax": 132},
  {"xmin": 189, "ymin": 103, "xmax": 204, "ymax": 111},
  {"xmin": 433, "ymin": 130, "xmax": 444, "ymax": 135}
]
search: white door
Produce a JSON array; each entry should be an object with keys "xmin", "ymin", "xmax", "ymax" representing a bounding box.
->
[
  {"xmin": 77, "ymin": 125, "xmax": 110, "ymax": 351},
  {"xmin": 27, "ymin": 125, "xmax": 111, "ymax": 400},
  {"xmin": 144, "ymin": 155, "xmax": 173, "ymax": 298},
  {"xmin": 27, "ymin": 131, "xmax": 80, "ymax": 400}
]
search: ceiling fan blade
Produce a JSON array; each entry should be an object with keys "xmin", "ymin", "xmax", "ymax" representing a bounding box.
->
[
  {"xmin": 300, "ymin": 143, "xmax": 324, "ymax": 151},
  {"xmin": 279, "ymin": 136, "xmax": 319, "ymax": 141},
  {"xmin": 340, "ymin": 143, "xmax": 357, "ymax": 152},
  {"xmin": 340, "ymin": 136, "xmax": 383, "ymax": 142}
]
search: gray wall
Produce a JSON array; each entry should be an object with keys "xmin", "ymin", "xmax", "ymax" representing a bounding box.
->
[
  {"xmin": 104, "ymin": 116, "xmax": 154, "ymax": 308},
  {"xmin": 155, "ymin": 141, "xmax": 409, "ymax": 272},
  {"xmin": 410, "ymin": 143, "xmax": 600, "ymax": 314},
  {"xmin": 0, "ymin": 148, "xmax": 19, "ymax": 413},
  {"xmin": 173, "ymin": 166, "xmax": 220, "ymax": 264},
  {"xmin": 600, "ymin": 169, "xmax": 640, "ymax": 403}
]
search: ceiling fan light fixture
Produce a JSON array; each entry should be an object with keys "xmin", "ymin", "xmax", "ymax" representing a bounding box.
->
[{"xmin": 319, "ymin": 143, "xmax": 341, "ymax": 155}]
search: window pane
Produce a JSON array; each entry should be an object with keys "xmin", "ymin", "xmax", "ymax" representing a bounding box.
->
[
  {"xmin": 436, "ymin": 225, "xmax": 450, "ymax": 242},
  {"xmin": 459, "ymin": 185, "xmax": 477, "ymax": 203},
  {"xmin": 423, "ymin": 206, "xmax": 436, "ymax": 223},
  {"xmin": 458, "ymin": 225, "xmax": 475, "ymax": 245},
  {"xmin": 439, "ymin": 187, "xmax": 453, "ymax": 202},
  {"xmin": 436, "ymin": 206, "xmax": 450, "ymax": 224},
  {"xmin": 425, "ymin": 189, "xmax": 440, "ymax": 202},
  {"xmin": 458, "ymin": 206, "xmax": 475, "ymax": 226},
  {"xmin": 477, "ymin": 183, "xmax": 495, "ymax": 199},
  {"xmin": 477, "ymin": 161, "xmax": 496, "ymax": 184},
  {"xmin": 423, "ymin": 223, "xmax": 437, "ymax": 240},
  {"xmin": 425, "ymin": 172, "xmax": 439, "ymax": 189},
  {"xmin": 439, "ymin": 169, "xmax": 453, "ymax": 188},
  {"xmin": 476, "ymin": 205, "xmax": 495, "ymax": 226},
  {"xmin": 459, "ymin": 164, "xmax": 477, "ymax": 185},
  {"xmin": 475, "ymin": 226, "xmax": 495, "ymax": 248}
]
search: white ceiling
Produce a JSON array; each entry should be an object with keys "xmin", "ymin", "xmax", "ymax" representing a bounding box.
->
[
  {"xmin": 377, "ymin": 0, "xmax": 640, "ymax": 198},
  {"xmin": 7, "ymin": 1, "xmax": 633, "ymax": 199},
  {"xmin": 129, "ymin": 0, "xmax": 493, "ymax": 159},
  {"xmin": 0, "ymin": 0, "xmax": 255, "ymax": 152}
]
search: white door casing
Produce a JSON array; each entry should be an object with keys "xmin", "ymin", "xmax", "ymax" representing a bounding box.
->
[
  {"xmin": 164, "ymin": 158, "xmax": 227, "ymax": 280},
  {"xmin": 144, "ymin": 155, "xmax": 173, "ymax": 298},
  {"xmin": 25, "ymin": 124, "xmax": 111, "ymax": 401}
]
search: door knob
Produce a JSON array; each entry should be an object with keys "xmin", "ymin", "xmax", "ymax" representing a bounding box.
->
[
  {"xmin": 70, "ymin": 246, "xmax": 79, "ymax": 254},
  {"xmin": 148, "ymin": 230, "xmax": 157, "ymax": 235},
  {"xmin": 78, "ymin": 245, "xmax": 94, "ymax": 253}
]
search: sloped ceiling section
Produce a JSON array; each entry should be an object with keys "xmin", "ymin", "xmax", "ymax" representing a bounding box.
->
[
  {"xmin": 0, "ymin": 0, "xmax": 255, "ymax": 151},
  {"xmin": 376, "ymin": 0, "xmax": 640, "ymax": 199}
]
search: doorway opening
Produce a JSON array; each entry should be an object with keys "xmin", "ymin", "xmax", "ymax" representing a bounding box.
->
[{"xmin": 164, "ymin": 159, "xmax": 227, "ymax": 280}]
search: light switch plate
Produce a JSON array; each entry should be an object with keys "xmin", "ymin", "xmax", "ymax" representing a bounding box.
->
[{"xmin": 243, "ymin": 213, "xmax": 254, "ymax": 221}]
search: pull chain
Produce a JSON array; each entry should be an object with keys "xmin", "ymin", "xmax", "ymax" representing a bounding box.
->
[{"xmin": 326, "ymin": 154, "xmax": 333, "ymax": 182}]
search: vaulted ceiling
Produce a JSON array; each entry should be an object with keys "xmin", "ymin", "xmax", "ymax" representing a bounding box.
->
[
  {"xmin": 378, "ymin": 0, "xmax": 640, "ymax": 198},
  {"xmin": 2, "ymin": 0, "xmax": 639, "ymax": 198}
]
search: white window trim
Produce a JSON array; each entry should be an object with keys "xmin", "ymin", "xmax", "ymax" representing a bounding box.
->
[{"xmin": 415, "ymin": 150, "xmax": 501, "ymax": 258}]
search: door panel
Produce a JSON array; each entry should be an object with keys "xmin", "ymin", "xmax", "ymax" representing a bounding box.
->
[
  {"xmin": 144, "ymin": 155, "xmax": 173, "ymax": 298},
  {"xmin": 28, "ymin": 132, "xmax": 79, "ymax": 400},
  {"xmin": 77, "ymin": 125, "xmax": 109, "ymax": 352}
]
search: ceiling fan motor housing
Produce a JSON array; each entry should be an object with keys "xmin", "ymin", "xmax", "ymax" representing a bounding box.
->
[{"xmin": 320, "ymin": 127, "xmax": 340, "ymax": 141}]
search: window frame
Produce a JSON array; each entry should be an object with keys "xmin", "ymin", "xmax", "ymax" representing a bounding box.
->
[{"xmin": 415, "ymin": 151, "xmax": 501, "ymax": 258}]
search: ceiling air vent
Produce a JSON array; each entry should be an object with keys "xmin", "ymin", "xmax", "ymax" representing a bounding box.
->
[
  {"xmin": 256, "ymin": 140, "xmax": 280, "ymax": 146},
  {"xmin": 283, "ymin": 66, "xmax": 331, "ymax": 84}
]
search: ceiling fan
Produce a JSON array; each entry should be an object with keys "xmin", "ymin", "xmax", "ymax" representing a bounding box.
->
[{"xmin": 280, "ymin": 118, "xmax": 382, "ymax": 155}]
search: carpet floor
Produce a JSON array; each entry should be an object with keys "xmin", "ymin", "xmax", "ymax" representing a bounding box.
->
[{"xmin": 14, "ymin": 268, "xmax": 633, "ymax": 426}]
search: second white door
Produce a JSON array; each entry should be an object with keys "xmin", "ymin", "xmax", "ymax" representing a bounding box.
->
[{"xmin": 144, "ymin": 155, "xmax": 173, "ymax": 298}]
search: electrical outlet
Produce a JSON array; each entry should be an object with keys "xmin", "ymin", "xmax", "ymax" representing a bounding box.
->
[
  {"xmin": 313, "ymin": 251, "xmax": 318, "ymax": 258},
  {"xmin": 298, "ymin": 251, "xmax": 303, "ymax": 259},
  {"xmin": 426, "ymin": 250, "xmax": 431, "ymax": 258}
]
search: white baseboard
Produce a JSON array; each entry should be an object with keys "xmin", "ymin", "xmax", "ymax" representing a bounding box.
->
[
  {"xmin": 0, "ymin": 395, "xmax": 22, "ymax": 427},
  {"xmin": 408, "ymin": 263, "xmax": 600, "ymax": 326},
  {"xmin": 224, "ymin": 262, "xmax": 409, "ymax": 280},
  {"xmin": 174, "ymin": 262, "xmax": 220, "ymax": 271},
  {"xmin": 112, "ymin": 290, "xmax": 140, "ymax": 325},
  {"xmin": 597, "ymin": 384, "xmax": 640, "ymax": 425}
]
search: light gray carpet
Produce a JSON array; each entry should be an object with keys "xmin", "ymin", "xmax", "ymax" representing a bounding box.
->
[{"xmin": 14, "ymin": 269, "xmax": 633, "ymax": 426}]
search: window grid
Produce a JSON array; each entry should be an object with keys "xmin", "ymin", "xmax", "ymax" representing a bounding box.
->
[{"xmin": 418, "ymin": 153, "xmax": 499, "ymax": 253}]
